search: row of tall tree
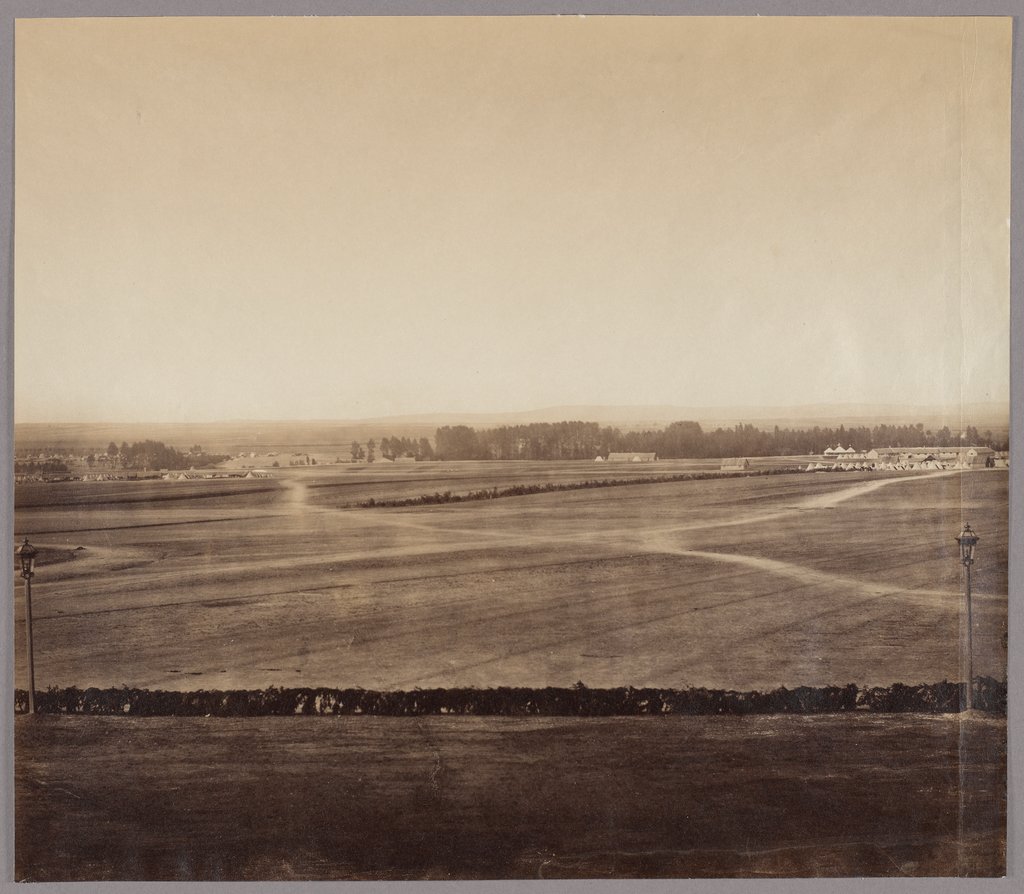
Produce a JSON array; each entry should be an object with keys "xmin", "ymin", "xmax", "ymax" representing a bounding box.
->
[
  {"xmin": 380, "ymin": 436, "xmax": 435, "ymax": 461},
  {"xmin": 14, "ymin": 459, "xmax": 69, "ymax": 473},
  {"xmin": 432, "ymin": 421, "xmax": 1007, "ymax": 461},
  {"xmin": 350, "ymin": 437, "xmax": 436, "ymax": 462},
  {"xmin": 98, "ymin": 440, "xmax": 230, "ymax": 471}
]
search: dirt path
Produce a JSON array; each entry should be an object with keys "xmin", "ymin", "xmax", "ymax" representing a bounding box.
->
[
  {"xmin": 635, "ymin": 472, "xmax": 957, "ymax": 541},
  {"xmin": 797, "ymin": 473, "xmax": 955, "ymax": 509},
  {"xmin": 633, "ymin": 471, "xmax": 982, "ymax": 606},
  {"xmin": 656, "ymin": 546, "xmax": 998, "ymax": 605},
  {"xmin": 279, "ymin": 477, "xmax": 310, "ymax": 511}
]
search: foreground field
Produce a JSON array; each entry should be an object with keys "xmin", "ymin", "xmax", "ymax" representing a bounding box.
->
[
  {"xmin": 12, "ymin": 464, "xmax": 1008, "ymax": 882},
  {"xmin": 12, "ymin": 465, "xmax": 1008, "ymax": 692},
  {"xmin": 15, "ymin": 713, "xmax": 1005, "ymax": 880}
]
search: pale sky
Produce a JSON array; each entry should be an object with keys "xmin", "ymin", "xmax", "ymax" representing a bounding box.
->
[{"xmin": 14, "ymin": 16, "xmax": 1011, "ymax": 422}]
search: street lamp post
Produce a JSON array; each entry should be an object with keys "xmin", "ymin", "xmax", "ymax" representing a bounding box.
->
[
  {"xmin": 16, "ymin": 538, "xmax": 38, "ymax": 715},
  {"xmin": 955, "ymin": 523, "xmax": 979, "ymax": 712}
]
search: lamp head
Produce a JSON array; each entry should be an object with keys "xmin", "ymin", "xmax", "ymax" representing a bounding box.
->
[
  {"xmin": 955, "ymin": 523, "xmax": 979, "ymax": 566},
  {"xmin": 16, "ymin": 538, "xmax": 38, "ymax": 579}
]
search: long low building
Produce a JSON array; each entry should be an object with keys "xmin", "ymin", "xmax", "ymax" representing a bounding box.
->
[
  {"xmin": 805, "ymin": 445, "xmax": 999, "ymax": 473},
  {"xmin": 721, "ymin": 458, "xmax": 751, "ymax": 471},
  {"xmin": 605, "ymin": 452, "xmax": 658, "ymax": 463},
  {"xmin": 872, "ymin": 446, "xmax": 995, "ymax": 466},
  {"xmin": 822, "ymin": 446, "xmax": 994, "ymax": 465}
]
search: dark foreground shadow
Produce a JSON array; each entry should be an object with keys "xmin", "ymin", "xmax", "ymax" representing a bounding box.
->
[{"xmin": 15, "ymin": 713, "xmax": 1005, "ymax": 880}]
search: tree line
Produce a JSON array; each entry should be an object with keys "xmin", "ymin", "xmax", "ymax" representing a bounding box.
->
[
  {"xmin": 353, "ymin": 468, "xmax": 798, "ymax": 509},
  {"xmin": 14, "ymin": 459, "xmax": 69, "ymax": 473},
  {"xmin": 98, "ymin": 440, "xmax": 230, "ymax": 471},
  {"xmin": 432, "ymin": 420, "xmax": 1007, "ymax": 461},
  {"xmin": 349, "ymin": 437, "xmax": 435, "ymax": 462}
]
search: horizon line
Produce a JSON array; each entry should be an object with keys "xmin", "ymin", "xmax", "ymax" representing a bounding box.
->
[{"xmin": 12, "ymin": 399, "xmax": 1011, "ymax": 428}]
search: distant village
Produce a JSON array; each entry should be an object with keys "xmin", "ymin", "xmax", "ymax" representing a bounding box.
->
[
  {"xmin": 594, "ymin": 444, "xmax": 1007, "ymax": 472},
  {"xmin": 13, "ymin": 426, "xmax": 1009, "ymax": 484},
  {"xmin": 799, "ymin": 444, "xmax": 1007, "ymax": 472},
  {"xmin": 14, "ymin": 445, "xmax": 1009, "ymax": 486},
  {"xmin": 13, "ymin": 441, "xmax": 421, "ymax": 484}
]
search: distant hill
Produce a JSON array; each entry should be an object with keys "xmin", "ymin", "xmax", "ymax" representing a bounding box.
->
[
  {"xmin": 14, "ymin": 402, "xmax": 1009, "ymax": 453},
  {"xmin": 12, "ymin": 421, "xmax": 439, "ymax": 455},
  {"xmin": 355, "ymin": 402, "xmax": 1011, "ymax": 432}
]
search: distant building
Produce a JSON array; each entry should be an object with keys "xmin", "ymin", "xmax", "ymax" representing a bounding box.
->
[
  {"xmin": 244, "ymin": 469, "xmax": 273, "ymax": 479},
  {"xmin": 873, "ymin": 446, "xmax": 994, "ymax": 467},
  {"xmin": 721, "ymin": 458, "xmax": 751, "ymax": 471},
  {"xmin": 606, "ymin": 452, "xmax": 657, "ymax": 463}
]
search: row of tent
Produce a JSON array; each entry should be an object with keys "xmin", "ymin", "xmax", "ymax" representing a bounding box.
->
[
  {"xmin": 161, "ymin": 469, "xmax": 273, "ymax": 480},
  {"xmin": 805, "ymin": 460, "xmax": 981, "ymax": 472}
]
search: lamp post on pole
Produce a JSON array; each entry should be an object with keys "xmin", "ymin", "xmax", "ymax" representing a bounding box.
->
[
  {"xmin": 16, "ymin": 538, "xmax": 39, "ymax": 715},
  {"xmin": 955, "ymin": 523, "xmax": 979, "ymax": 712}
]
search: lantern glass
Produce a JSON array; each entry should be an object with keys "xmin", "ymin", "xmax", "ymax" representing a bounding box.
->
[
  {"xmin": 16, "ymin": 539, "xmax": 37, "ymax": 578},
  {"xmin": 956, "ymin": 524, "xmax": 979, "ymax": 565}
]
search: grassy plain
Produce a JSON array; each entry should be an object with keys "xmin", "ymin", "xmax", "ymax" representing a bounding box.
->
[
  {"xmin": 12, "ymin": 464, "xmax": 1008, "ymax": 693},
  {"xmin": 11, "ymin": 463, "xmax": 1009, "ymax": 880}
]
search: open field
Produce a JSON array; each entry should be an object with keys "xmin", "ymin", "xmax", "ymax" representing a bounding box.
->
[
  {"xmin": 12, "ymin": 465, "xmax": 1008, "ymax": 693},
  {"xmin": 15, "ymin": 713, "xmax": 1005, "ymax": 880},
  {"xmin": 12, "ymin": 461, "xmax": 1009, "ymax": 881}
]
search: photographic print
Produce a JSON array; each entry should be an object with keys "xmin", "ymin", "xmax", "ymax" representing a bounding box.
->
[{"xmin": 11, "ymin": 14, "xmax": 1010, "ymax": 880}]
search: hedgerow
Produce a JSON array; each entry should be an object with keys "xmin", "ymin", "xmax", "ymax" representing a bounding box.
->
[
  {"xmin": 350, "ymin": 468, "xmax": 803, "ymax": 509},
  {"xmin": 13, "ymin": 678, "xmax": 1005, "ymax": 716}
]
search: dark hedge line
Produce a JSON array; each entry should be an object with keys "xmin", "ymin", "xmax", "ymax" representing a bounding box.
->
[
  {"xmin": 14, "ymin": 678, "xmax": 1005, "ymax": 717},
  {"xmin": 353, "ymin": 467, "xmax": 803, "ymax": 509}
]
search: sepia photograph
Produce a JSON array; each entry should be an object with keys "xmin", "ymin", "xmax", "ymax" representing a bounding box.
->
[{"xmin": 8, "ymin": 12, "xmax": 1012, "ymax": 881}]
